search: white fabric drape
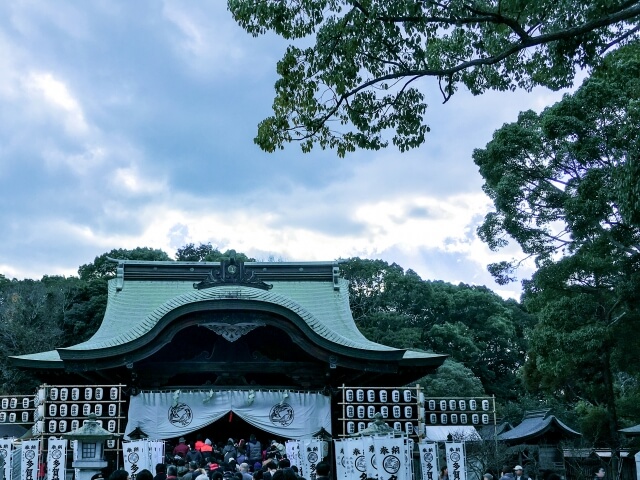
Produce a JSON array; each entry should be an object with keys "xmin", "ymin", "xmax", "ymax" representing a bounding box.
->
[{"xmin": 125, "ymin": 390, "xmax": 331, "ymax": 440}]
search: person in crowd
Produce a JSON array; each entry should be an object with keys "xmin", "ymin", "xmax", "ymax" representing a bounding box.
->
[
  {"xmin": 439, "ymin": 467, "xmax": 449, "ymax": 480},
  {"xmin": 315, "ymin": 461, "xmax": 330, "ymax": 480},
  {"xmin": 138, "ymin": 471, "xmax": 153, "ymax": 480},
  {"xmin": 263, "ymin": 462, "xmax": 278, "ymax": 480},
  {"xmin": 223, "ymin": 439, "xmax": 238, "ymax": 464},
  {"xmin": 236, "ymin": 441, "xmax": 247, "ymax": 465},
  {"xmin": 154, "ymin": 464, "xmax": 167, "ymax": 480},
  {"xmin": 594, "ymin": 467, "xmax": 606, "ymax": 480},
  {"xmin": 289, "ymin": 466, "xmax": 305, "ymax": 480},
  {"xmin": 238, "ymin": 463, "xmax": 253, "ymax": 480},
  {"xmin": 201, "ymin": 439, "xmax": 213, "ymax": 462},
  {"xmin": 166, "ymin": 466, "xmax": 179, "ymax": 480},
  {"xmin": 109, "ymin": 471, "xmax": 130, "ymax": 480},
  {"xmin": 195, "ymin": 435, "xmax": 205, "ymax": 452},
  {"xmin": 251, "ymin": 472, "xmax": 263, "ymax": 480},
  {"xmin": 500, "ymin": 466, "xmax": 514, "ymax": 480},
  {"xmin": 514, "ymin": 465, "xmax": 530, "ymax": 480},
  {"xmin": 246, "ymin": 435, "xmax": 262, "ymax": 466},
  {"xmin": 182, "ymin": 462, "xmax": 200, "ymax": 480},
  {"xmin": 273, "ymin": 471, "xmax": 297, "ymax": 480},
  {"xmin": 483, "ymin": 474, "xmax": 493, "ymax": 480},
  {"xmin": 174, "ymin": 438, "xmax": 189, "ymax": 458},
  {"xmin": 186, "ymin": 445, "xmax": 204, "ymax": 466}
]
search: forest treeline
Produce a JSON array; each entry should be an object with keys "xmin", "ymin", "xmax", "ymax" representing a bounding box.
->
[{"xmin": 1, "ymin": 245, "xmax": 638, "ymax": 451}]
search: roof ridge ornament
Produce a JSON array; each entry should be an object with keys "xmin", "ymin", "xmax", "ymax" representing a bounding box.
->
[{"xmin": 193, "ymin": 254, "xmax": 273, "ymax": 291}]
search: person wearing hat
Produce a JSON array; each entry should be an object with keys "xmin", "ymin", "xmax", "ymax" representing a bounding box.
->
[
  {"xmin": 483, "ymin": 474, "xmax": 493, "ymax": 480},
  {"xmin": 173, "ymin": 438, "xmax": 189, "ymax": 458},
  {"xmin": 514, "ymin": 466, "xmax": 530, "ymax": 480}
]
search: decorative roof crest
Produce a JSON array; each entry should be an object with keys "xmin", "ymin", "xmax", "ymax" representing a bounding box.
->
[{"xmin": 193, "ymin": 253, "xmax": 273, "ymax": 291}]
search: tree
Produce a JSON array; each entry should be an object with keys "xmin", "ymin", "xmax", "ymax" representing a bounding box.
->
[
  {"xmin": 0, "ymin": 278, "xmax": 69, "ymax": 393},
  {"xmin": 228, "ymin": 0, "xmax": 640, "ymax": 156},
  {"xmin": 78, "ymin": 247, "xmax": 172, "ymax": 280},
  {"xmin": 419, "ymin": 359, "xmax": 485, "ymax": 397},
  {"xmin": 474, "ymin": 42, "xmax": 640, "ymax": 471},
  {"xmin": 175, "ymin": 243, "xmax": 256, "ymax": 262},
  {"xmin": 340, "ymin": 258, "xmax": 532, "ymax": 400}
]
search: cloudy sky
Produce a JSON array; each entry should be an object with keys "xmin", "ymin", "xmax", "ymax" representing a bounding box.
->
[{"xmin": 0, "ymin": 1, "xmax": 574, "ymax": 299}]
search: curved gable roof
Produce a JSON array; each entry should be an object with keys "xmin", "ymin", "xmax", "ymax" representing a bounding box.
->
[
  {"xmin": 497, "ymin": 409, "xmax": 580, "ymax": 442},
  {"xmin": 12, "ymin": 260, "xmax": 445, "ymax": 370}
]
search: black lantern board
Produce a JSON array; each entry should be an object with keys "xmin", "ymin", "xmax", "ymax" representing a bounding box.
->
[
  {"xmin": 0, "ymin": 394, "xmax": 36, "ymax": 425},
  {"xmin": 424, "ymin": 397, "xmax": 495, "ymax": 427},
  {"xmin": 338, "ymin": 385, "xmax": 424, "ymax": 438},
  {"xmin": 41, "ymin": 384, "xmax": 126, "ymax": 452}
]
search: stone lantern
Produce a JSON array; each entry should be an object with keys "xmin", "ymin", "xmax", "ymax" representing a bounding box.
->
[{"xmin": 61, "ymin": 414, "xmax": 119, "ymax": 480}]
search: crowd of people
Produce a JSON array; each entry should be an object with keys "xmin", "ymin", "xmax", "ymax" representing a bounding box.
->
[{"xmin": 103, "ymin": 434, "xmax": 329, "ymax": 480}]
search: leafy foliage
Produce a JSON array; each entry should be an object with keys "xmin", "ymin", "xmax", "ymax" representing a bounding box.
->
[
  {"xmin": 340, "ymin": 257, "xmax": 534, "ymax": 400},
  {"xmin": 175, "ymin": 243, "xmax": 256, "ymax": 262},
  {"xmin": 78, "ymin": 247, "xmax": 172, "ymax": 280},
  {"xmin": 228, "ymin": 0, "xmax": 640, "ymax": 155},
  {"xmin": 475, "ymin": 43, "xmax": 640, "ymax": 449}
]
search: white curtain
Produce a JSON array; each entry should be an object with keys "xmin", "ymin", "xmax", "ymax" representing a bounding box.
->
[{"xmin": 125, "ymin": 390, "xmax": 331, "ymax": 440}]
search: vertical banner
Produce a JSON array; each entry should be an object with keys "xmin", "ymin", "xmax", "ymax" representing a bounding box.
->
[
  {"xmin": 362, "ymin": 437, "xmax": 377, "ymax": 480},
  {"xmin": 148, "ymin": 442, "xmax": 164, "ymax": 473},
  {"xmin": 418, "ymin": 441, "xmax": 439, "ymax": 480},
  {"xmin": 285, "ymin": 441, "xmax": 302, "ymax": 473},
  {"xmin": 373, "ymin": 436, "xmax": 409, "ymax": 480},
  {"xmin": 21, "ymin": 440, "xmax": 39, "ymax": 480},
  {"xmin": 333, "ymin": 439, "xmax": 359, "ymax": 480},
  {"xmin": 0, "ymin": 439, "xmax": 13, "ymax": 480},
  {"xmin": 333, "ymin": 440, "xmax": 346, "ymax": 479},
  {"xmin": 47, "ymin": 439, "xmax": 67, "ymax": 480},
  {"xmin": 445, "ymin": 442, "xmax": 467, "ymax": 480},
  {"xmin": 123, "ymin": 441, "xmax": 150, "ymax": 479},
  {"xmin": 300, "ymin": 440, "xmax": 325, "ymax": 480},
  {"xmin": 404, "ymin": 439, "xmax": 414, "ymax": 480}
]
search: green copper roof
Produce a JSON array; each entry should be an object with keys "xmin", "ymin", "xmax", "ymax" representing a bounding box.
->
[{"xmin": 12, "ymin": 260, "xmax": 445, "ymax": 368}]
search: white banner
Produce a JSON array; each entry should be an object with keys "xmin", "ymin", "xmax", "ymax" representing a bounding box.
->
[
  {"xmin": 285, "ymin": 441, "xmax": 301, "ymax": 472},
  {"xmin": 300, "ymin": 439, "xmax": 327, "ymax": 480},
  {"xmin": 361, "ymin": 437, "xmax": 377, "ymax": 480},
  {"xmin": 125, "ymin": 390, "xmax": 331, "ymax": 440},
  {"xmin": 372, "ymin": 436, "xmax": 409, "ymax": 480},
  {"xmin": 0, "ymin": 439, "xmax": 13, "ymax": 480},
  {"xmin": 0, "ymin": 438, "xmax": 14, "ymax": 480},
  {"xmin": 333, "ymin": 438, "xmax": 360, "ymax": 480},
  {"xmin": 149, "ymin": 442, "xmax": 164, "ymax": 472},
  {"xmin": 418, "ymin": 441, "xmax": 439, "ymax": 480},
  {"xmin": 123, "ymin": 441, "xmax": 150, "ymax": 480},
  {"xmin": 20, "ymin": 440, "xmax": 39, "ymax": 480},
  {"xmin": 445, "ymin": 442, "xmax": 467, "ymax": 480},
  {"xmin": 47, "ymin": 439, "xmax": 66, "ymax": 480}
]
